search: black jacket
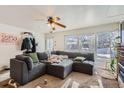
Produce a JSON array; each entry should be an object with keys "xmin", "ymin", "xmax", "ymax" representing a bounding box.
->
[
  {"xmin": 21, "ymin": 38, "xmax": 32, "ymax": 51},
  {"xmin": 21, "ymin": 37, "xmax": 36, "ymax": 52}
]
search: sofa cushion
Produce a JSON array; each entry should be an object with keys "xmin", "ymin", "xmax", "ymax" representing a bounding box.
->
[
  {"xmin": 52, "ymin": 51, "xmax": 94, "ymax": 62},
  {"xmin": 28, "ymin": 62, "xmax": 46, "ymax": 81},
  {"xmin": 26, "ymin": 53, "xmax": 39, "ymax": 63},
  {"xmin": 51, "ymin": 59, "xmax": 73, "ymax": 67},
  {"xmin": 73, "ymin": 61, "xmax": 94, "ymax": 75},
  {"xmin": 67, "ymin": 52, "xmax": 78, "ymax": 58},
  {"xmin": 83, "ymin": 61, "xmax": 94, "ymax": 65},
  {"xmin": 16, "ymin": 55, "xmax": 33, "ymax": 70},
  {"xmin": 56, "ymin": 51, "xmax": 68, "ymax": 55},
  {"xmin": 51, "ymin": 51, "xmax": 57, "ymax": 55},
  {"xmin": 47, "ymin": 59, "xmax": 73, "ymax": 79},
  {"xmin": 37, "ymin": 52, "xmax": 48, "ymax": 60}
]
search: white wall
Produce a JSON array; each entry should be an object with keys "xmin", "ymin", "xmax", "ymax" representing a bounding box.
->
[
  {"xmin": 0, "ymin": 22, "xmax": 118, "ymax": 70},
  {"xmin": 46, "ymin": 23, "xmax": 119, "ymax": 51},
  {"xmin": 0, "ymin": 23, "xmax": 45, "ymax": 70},
  {"xmin": 33, "ymin": 32, "xmax": 45, "ymax": 52}
]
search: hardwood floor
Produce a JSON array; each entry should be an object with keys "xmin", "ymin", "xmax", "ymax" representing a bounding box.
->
[
  {"xmin": 0, "ymin": 70, "xmax": 9, "ymax": 82},
  {"xmin": 0, "ymin": 68, "xmax": 119, "ymax": 88},
  {"xmin": 21, "ymin": 72, "xmax": 98, "ymax": 88}
]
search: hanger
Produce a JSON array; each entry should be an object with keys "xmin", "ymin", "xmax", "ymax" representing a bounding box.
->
[{"xmin": 21, "ymin": 32, "xmax": 34, "ymax": 39}]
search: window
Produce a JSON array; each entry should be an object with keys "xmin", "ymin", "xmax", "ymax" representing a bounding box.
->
[
  {"xmin": 64, "ymin": 34, "xmax": 95, "ymax": 52},
  {"xmin": 46, "ymin": 38, "xmax": 54, "ymax": 51},
  {"xmin": 65, "ymin": 35, "xmax": 78, "ymax": 51},
  {"xmin": 79, "ymin": 35, "xmax": 95, "ymax": 52}
]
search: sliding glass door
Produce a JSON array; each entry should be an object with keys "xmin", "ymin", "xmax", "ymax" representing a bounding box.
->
[
  {"xmin": 96, "ymin": 32, "xmax": 111, "ymax": 58},
  {"xmin": 95, "ymin": 30, "xmax": 120, "ymax": 70},
  {"xmin": 64, "ymin": 31, "xmax": 120, "ymax": 71}
]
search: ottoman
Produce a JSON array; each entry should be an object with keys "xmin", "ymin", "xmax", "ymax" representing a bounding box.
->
[
  {"xmin": 73, "ymin": 61, "xmax": 94, "ymax": 75},
  {"xmin": 47, "ymin": 59, "xmax": 73, "ymax": 79}
]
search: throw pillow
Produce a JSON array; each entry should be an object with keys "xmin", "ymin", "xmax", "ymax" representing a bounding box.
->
[
  {"xmin": 74, "ymin": 56, "xmax": 86, "ymax": 62},
  {"xmin": 27, "ymin": 53, "xmax": 39, "ymax": 63}
]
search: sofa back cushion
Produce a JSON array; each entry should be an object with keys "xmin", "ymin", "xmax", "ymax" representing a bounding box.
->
[
  {"xmin": 37, "ymin": 52, "xmax": 48, "ymax": 60},
  {"xmin": 52, "ymin": 51, "xmax": 94, "ymax": 61},
  {"xmin": 67, "ymin": 52, "xmax": 94, "ymax": 61},
  {"xmin": 16, "ymin": 55, "xmax": 33, "ymax": 70}
]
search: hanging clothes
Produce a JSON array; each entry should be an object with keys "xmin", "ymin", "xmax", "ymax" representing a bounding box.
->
[
  {"xmin": 21, "ymin": 32, "xmax": 37, "ymax": 53},
  {"xmin": 30, "ymin": 38, "xmax": 36, "ymax": 52},
  {"xmin": 21, "ymin": 37, "xmax": 33, "ymax": 51}
]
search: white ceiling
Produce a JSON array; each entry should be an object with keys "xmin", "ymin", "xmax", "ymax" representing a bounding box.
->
[{"xmin": 0, "ymin": 5, "xmax": 124, "ymax": 33}]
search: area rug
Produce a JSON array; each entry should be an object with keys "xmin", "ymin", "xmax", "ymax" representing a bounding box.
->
[{"xmin": 60, "ymin": 78, "xmax": 99, "ymax": 88}]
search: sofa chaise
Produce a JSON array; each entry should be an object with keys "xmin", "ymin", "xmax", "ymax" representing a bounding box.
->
[{"xmin": 51, "ymin": 51, "xmax": 94, "ymax": 75}]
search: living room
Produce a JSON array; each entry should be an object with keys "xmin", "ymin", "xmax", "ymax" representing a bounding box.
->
[{"xmin": 0, "ymin": 4, "xmax": 124, "ymax": 89}]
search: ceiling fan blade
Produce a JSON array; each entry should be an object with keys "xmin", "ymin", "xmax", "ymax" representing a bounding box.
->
[
  {"xmin": 53, "ymin": 21, "xmax": 66, "ymax": 28},
  {"xmin": 54, "ymin": 17, "xmax": 60, "ymax": 21}
]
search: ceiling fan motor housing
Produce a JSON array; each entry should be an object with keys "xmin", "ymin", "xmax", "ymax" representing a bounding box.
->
[{"xmin": 48, "ymin": 16, "xmax": 53, "ymax": 23}]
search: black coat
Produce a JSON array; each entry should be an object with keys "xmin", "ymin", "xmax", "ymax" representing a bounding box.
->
[
  {"xmin": 31, "ymin": 38, "xmax": 36, "ymax": 52},
  {"xmin": 21, "ymin": 38, "xmax": 32, "ymax": 51}
]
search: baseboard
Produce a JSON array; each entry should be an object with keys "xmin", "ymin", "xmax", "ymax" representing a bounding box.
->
[
  {"xmin": 0, "ymin": 67, "xmax": 3, "ymax": 71},
  {"xmin": 0, "ymin": 66, "xmax": 10, "ymax": 71}
]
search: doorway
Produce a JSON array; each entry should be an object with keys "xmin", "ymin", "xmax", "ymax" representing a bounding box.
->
[{"xmin": 95, "ymin": 30, "xmax": 120, "ymax": 72}]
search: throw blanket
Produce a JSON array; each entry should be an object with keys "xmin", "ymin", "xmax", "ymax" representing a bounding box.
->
[{"xmin": 48, "ymin": 55, "xmax": 68, "ymax": 64}]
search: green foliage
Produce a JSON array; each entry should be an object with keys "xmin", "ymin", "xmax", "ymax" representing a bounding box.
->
[
  {"xmin": 110, "ymin": 58, "xmax": 117, "ymax": 72},
  {"xmin": 110, "ymin": 59, "xmax": 115, "ymax": 71}
]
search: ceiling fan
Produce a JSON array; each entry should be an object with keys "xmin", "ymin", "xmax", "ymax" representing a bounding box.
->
[
  {"xmin": 47, "ymin": 16, "xmax": 66, "ymax": 30},
  {"xmin": 35, "ymin": 16, "xmax": 66, "ymax": 31}
]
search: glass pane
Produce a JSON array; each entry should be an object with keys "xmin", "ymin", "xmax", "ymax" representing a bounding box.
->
[
  {"xmin": 110, "ymin": 31, "xmax": 120, "ymax": 58},
  {"xmin": 97, "ymin": 32, "xmax": 111, "ymax": 57},
  {"xmin": 65, "ymin": 35, "xmax": 78, "ymax": 51},
  {"xmin": 46, "ymin": 38, "xmax": 54, "ymax": 51},
  {"xmin": 79, "ymin": 35, "xmax": 95, "ymax": 53}
]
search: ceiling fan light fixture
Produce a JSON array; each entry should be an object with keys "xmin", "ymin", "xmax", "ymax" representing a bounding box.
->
[
  {"xmin": 47, "ymin": 22, "xmax": 55, "ymax": 30},
  {"xmin": 47, "ymin": 23, "xmax": 51, "ymax": 27}
]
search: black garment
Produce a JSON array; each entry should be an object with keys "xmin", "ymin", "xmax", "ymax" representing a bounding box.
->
[
  {"xmin": 21, "ymin": 38, "xmax": 32, "ymax": 51},
  {"xmin": 31, "ymin": 38, "xmax": 36, "ymax": 52}
]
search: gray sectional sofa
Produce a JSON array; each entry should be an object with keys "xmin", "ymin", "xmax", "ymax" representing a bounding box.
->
[
  {"xmin": 50, "ymin": 51, "xmax": 94, "ymax": 76},
  {"xmin": 10, "ymin": 51, "xmax": 94, "ymax": 85}
]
